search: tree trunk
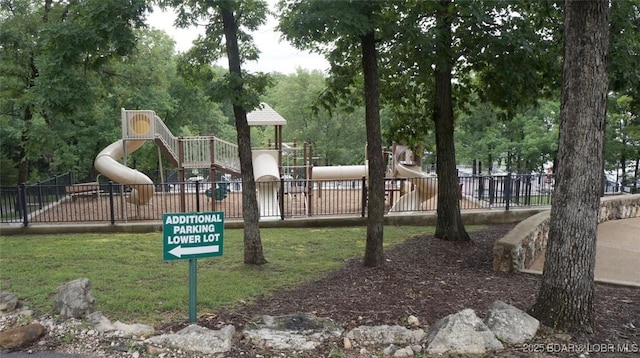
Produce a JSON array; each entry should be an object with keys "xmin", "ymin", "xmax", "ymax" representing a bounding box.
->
[
  {"xmin": 17, "ymin": 53, "xmax": 40, "ymax": 185},
  {"xmin": 529, "ymin": 0, "xmax": 609, "ymax": 334},
  {"xmin": 432, "ymin": 0, "xmax": 469, "ymax": 242},
  {"xmin": 220, "ymin": 5, "xmax": 266, "ymax": 265},
  {"xmin": 18, "ymin": 106, "xmax": 31, "ymax": 184},
  {"xmin": 361, "ymin": 31, "xmax": 385, "ymax": 267}
]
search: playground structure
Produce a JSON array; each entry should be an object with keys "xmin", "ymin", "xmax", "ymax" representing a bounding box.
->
[
  {"xmin": 94, "ymin": 106, "xmax": 285, "ymax": 219},
  {"xmin": 252, "ymin": 149, "xmax": 281, "ymax": 219},
  {"xmin": 279, "ymin": 142, "xmax": 439, "ymax": 215},
  {"xmin": 388, "ymin": 144, "xmax": 438, "ymax": 213},
  {"xmin": 94, "ymin": 136, "xmax": 154, "ymax": 204},
  {"xmin": 94, "ymin": 105, "xmax": 441, "ymax": 220}
]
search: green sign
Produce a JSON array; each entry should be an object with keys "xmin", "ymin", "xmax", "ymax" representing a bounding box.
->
[{"xmin": 162, "ymin": 212, "xmax": 224, "ymax": 260}]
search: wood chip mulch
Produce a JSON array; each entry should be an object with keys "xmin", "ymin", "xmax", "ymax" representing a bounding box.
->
[{"xmin": 165, "ymin": 224, "xmax": 639, "ymax": 357}]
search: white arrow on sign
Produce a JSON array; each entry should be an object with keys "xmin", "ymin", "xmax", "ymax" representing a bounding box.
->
[{"xmin": 169, "ymin": 245, "xmax": 220, "ymax": 258}]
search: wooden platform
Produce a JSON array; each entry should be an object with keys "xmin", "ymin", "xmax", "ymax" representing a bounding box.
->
[{"xmin": 65, "ymin": 182, "xmax": 101, "ymax": 200}]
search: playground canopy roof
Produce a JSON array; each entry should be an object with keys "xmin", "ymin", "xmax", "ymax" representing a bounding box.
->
[{"xmin": 247, "ymin": 103, "xmax": 287, "ymax": 126}]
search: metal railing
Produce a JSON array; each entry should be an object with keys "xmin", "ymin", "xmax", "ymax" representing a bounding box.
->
[
  {"xmin": 0, "ymin": 172, "xmax": 74, "ymax": 225},
  {"xmin": 0, "ymin": 174, "xmax": 556, "ymax": 226}
]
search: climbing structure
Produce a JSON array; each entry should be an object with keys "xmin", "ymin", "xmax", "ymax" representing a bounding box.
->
[{"xmin": 95, "ymin": 104, "xmax": 286, "ymax": 219}]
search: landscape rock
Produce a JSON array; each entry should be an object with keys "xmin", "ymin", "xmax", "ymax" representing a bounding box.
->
[
  {"xmin": 86, "ymin": 311, "xmax": 114, "ymax": 332},
  {"xmin": 347, "ymin": 325, "xmax": 426, "ymax": 347},
  {"xmin": 85, "ymin": 311, "xmax": 155, "ymax": 338},
  {"xmin": 147, "ymin": 324, "xmax": 234, "ymax": 354},
  {"xmin": 53, "ymin": 278, "xmax": 95, "ymax": 318},
  {"xmin": 0, "ymin": 292, "xmax": 20, "ymax": 313},
  {"xmin": 243, "ymin": 313, "xmax": 343, "ymax": 350},
  {"xmin": 383, "ymin": 344, "xmax": 398, "ymax": 356},
  {"xmin": 484, "ymin": 300, "xmax": 539, "ymax": 344},
  {"xmin": 393, "ymin": 345, "xmax": 415, "ymax": 357},
  {"xmin": 0, "ymin": 323, "xmax": 46, "ymax": 349},
  {"xmin": 0, "ymin": 301, "xmax": 542, "ymax": 357},
  {"xmin": 407, "ymin": 315, "xmax": 420, "ymax": 327},
  {"xmin": 112, "ymin": 321, "xmax": 154, "ymax": 337},
  {"xmin": 426, "ymin": 308, "xmax": 504, "ymax": 354}
]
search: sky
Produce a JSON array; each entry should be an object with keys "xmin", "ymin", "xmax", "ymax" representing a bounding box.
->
[{"xmin": 146, "ymin": 5, "xmax": 329, "ymax": 75}]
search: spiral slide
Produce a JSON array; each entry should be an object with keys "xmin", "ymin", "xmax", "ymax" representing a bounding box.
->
[
  {"xmin": 94, "ymin": 110, "xmax": 156, "ymax": 205},
  {"xmin": 389, "ymin": 163, "xmax": 437, "ymax": 212},
  {"xmin": 94, "ymin": 139, "xmax": 154, "ymax": 205},
  {"xmin": 389, "ymin": 146, "xmax": 437, "ymax": 213},
  {"xmin": 252, "ymin": 150, "xmax": 281, "ymax": 220}
]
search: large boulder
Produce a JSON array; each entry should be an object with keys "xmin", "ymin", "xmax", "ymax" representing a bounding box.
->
[
  {"xmin": 146, "ymin": 324, "xmax": 234, "ymax": 354},
  {"xmin": 243, "ymin": 313, "xmax": 344, "ymax": 350},
  {"xmin": 426, "ymin": 308, "xmax": 504, "ymax": 354},
  {"xmin": 53, "ymin": 278, "xmax": 95, "ymax": 318},
  {"xmin": 0, "ymin": 323, "xmax": 46, "ymax": 349},
  {"xmin": 484, "ymin": 300, "xmax": 539, "ymax": 344}
]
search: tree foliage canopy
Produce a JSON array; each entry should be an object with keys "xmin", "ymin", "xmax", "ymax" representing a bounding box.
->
[
  {"xmin": 0, "ymin": 0, "xmax": 150, "ymax": 183},
  {"xmin": 0, "ymin": 0, "xmax": 637, "ymax": 196}
]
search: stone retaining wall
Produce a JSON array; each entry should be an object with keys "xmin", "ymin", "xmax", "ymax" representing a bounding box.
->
[{"xmin": 493, "ymin": 194, "xmax": 640, "ymax": 272}]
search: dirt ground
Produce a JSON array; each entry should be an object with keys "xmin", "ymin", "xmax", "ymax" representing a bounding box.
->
[
  {"xmin": 159, "ymin": 224, "xmax": 640, "ymax": 357},
  {"xmin": 31, "ymin": 187, "xmax": 481, "ymax": 223}
]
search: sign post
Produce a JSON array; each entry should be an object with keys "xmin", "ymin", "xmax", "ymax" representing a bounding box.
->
[
  {"xmin": 189, "ymin": 258, "xmax": 197, "ymax": 322},
  {"xmin": 162, "ymin": 212, "xmax": 224, "ymax": 322}
]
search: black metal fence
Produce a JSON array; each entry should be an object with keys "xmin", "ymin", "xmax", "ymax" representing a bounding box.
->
[
  {"xmin": 0, "ymin": 172, "xmax": 75, "ymax": 225},
  {"xmin": 0, "ymin": 173, "xmax": 561, "ymax": 226}
]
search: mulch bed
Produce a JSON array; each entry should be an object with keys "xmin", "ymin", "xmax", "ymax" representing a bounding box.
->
[{"xmin": 164, "ymin": 224, "xmax": 640, "ymax": 357}]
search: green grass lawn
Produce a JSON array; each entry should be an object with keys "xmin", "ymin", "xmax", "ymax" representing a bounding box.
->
[{"xmin": 0, "ymin": 226, "xmax": 457, "ymax": 326}]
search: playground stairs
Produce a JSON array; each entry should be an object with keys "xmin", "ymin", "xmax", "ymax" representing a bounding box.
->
[{"xmin": 124, "ymin": 110, "xmax": 241, "ymax": 176}]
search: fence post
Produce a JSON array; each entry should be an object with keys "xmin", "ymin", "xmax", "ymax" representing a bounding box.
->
[
  {"xmin": 513, "ymin": 176, "xmax": 520, "ymax": 205},
  {"xmin": 108, "ymin": 181, "xmax": 115, "ymax": 225},
  {"xmin": 37, "ymin": 182, "xmax": 44, "ymax": 209},
  {"xmin": 195, "ymin": 180, "xmax": 201, "ymax": 212},
  {"xmin": 505, "ymin": 173, "xmax": 512, "ymax": 211},
  {"xmin": 525, "ymin": 175, "xmax": 532, "ymax": 206},
  {"xmin": 280, "ymin": 178, "xmax": 285, "ymax": 220},
  {"xmin": 19, "ymin": 183, "xmax": 28, "ymax": 227},
  {"xmin": 489, "ymin": 177, "xmax": 495, "ymax": 205},
  {"xmin": 55, "ymin": 174, "xmax": 60, "ymax": 201},
  {"xmin": 360, "ymin": 176, "xmax": 367, "ymax": 218}
]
